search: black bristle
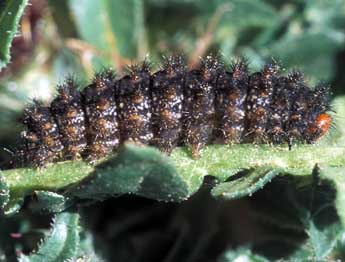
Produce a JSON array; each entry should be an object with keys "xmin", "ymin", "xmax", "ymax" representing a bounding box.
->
[
  {"xmin": 216, "ymin": 59, "xmax": 249, "ymax": 143},
  {"xmin": 266, "ymin": 76, "xmax": 292, "ymax": 143},
  {"xmin": 22, "ymin": 100, "xmax": 63, "ymax": 167},
  {"xmin": 17, "ymin": 55, "xmax": 332, "ymax": 167},
  {"xmin": 151, "ymin": 55, "xmax": 186, "ymax": 154},
  {"xmin": 117, "ymin": 61, "xmax": 153, "ymax": 144},
  {"xmin": 286, "ymin": 83, "xmax": 313, "ymax": 143},
  {"xmin": 244, "ymin": 61, "xmax": 280, "ymax": 143},
  {"xmin": 183, "ymin": 55, "xmax": 223, "ymax": 157},
  {"xmin": 50, "ymin": 77, "xmax": 86, "ymax": 160},
  {"xmin": 82, "ymin": 68, "xmax": 119, "ymax": 160}
]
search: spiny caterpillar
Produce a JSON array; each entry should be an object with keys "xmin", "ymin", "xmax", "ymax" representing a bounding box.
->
[{"xmin": 17, "ymin": 55, "xmax": 331, "ymax": 167}]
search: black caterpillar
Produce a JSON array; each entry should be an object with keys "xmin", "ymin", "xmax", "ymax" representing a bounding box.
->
[{"xmin": 18, "ymin": 55, "xmax": 331, "ymax": 167}]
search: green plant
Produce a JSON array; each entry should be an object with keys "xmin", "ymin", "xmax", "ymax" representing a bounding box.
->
[{"xmin": 1, "ymin": 1, "xmax": 345, "ymax": 261}]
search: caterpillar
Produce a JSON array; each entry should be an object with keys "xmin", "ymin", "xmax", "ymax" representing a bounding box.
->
[{"xmin": 17, "ymin": 55, "xmax": 331, "ymax": 168}]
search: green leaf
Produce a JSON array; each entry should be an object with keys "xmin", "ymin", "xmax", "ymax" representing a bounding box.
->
[
  {"xmin": 266, "ymin": 32, "xmax": 344, "ymax": 81},
  {"xmin": 2, "ymin": 143, "xmax": 345, "ymax": 213},
  {"xmin": 48, "ymin": 0, "xmax": 77, "ymax": 38},
  {"xmin": 217, "ymin": 0, "xmax": 278, "ymax": 28},
  {"xmin": 73, "ymin": 231, "xmax": 104, "ymax": 262},
  {"xmin": 19, "ymin": 212, "xmax": 80, "ymax": 262},
  {"xmin": 324, "ymin": 96, "xmax": 345, "ymax": 145},
  {"xmin": 304, "ymin": 0, "xmax": 345, "ymax": 30},
  {"xmin": 0, "ymin": 174, "xmax": 9, "ymax": 210},
  {"xmin": 200, "ymin": 0, "xmax": 280, "ymax": 56},
  {"xmin": 2, "ymin": 195, "xmax": 23, "ymax": 216},
  {"xmin": 2, "ymin": 161, "xmax": 92, "ymax": 214},
  {"xmin": 306, "ymin": 220, "xmax": 341, "ymax": 259},
  {"xmin": 0, "ymin": 0, "xmax": 28, "ymax": 70},
  {"xmin": 211, "ymin": 167, "xmax": 280, "ymax": 199},
  {"xmin": 246, "ymin": 169, "xmax": 343, "ymax": 261},
  {"xmin": 69, "ymin": 0, "xmax": 146, "ymax": 62},
  {"xmin": 284, "ymin": 170, "xmax": 342, "ymax": 261},
  {"xmin": 30, "ymin": 191, "xmax": 74, "ymax": 213},
  {"xmin": 69, "ymin": 144, "xmax": 189, "ymax": 202},
  {"xmin": 319, "ymin": 167, "xmax": 345, "ymax": 226},
  {"xmin": 219, "ymin": 247, "xmax": 269, "ymax": 262}
]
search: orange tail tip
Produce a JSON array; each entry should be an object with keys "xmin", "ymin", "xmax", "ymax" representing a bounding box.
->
[{"xmin": 315, "ymin": 113, "xmax": 332, "ymax": 138}]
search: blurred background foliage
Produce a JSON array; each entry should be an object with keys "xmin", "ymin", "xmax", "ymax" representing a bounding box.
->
[
  {"xmin": 1, "ymin": 0, "xmax": 345, "ymax": 261},
  {"xmin": 1, "ymin": 0, "xmax": 345, "ymax": 166}
]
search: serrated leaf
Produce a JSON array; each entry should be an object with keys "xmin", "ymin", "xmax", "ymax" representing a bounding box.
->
[
  {"xmin": 0, "ymin": 0, "xmax": 28, "ymax": 70},
  {"xmin": 2, "ymin": 161, "xmax": 92, "ymax": 214},
  {"xmin": 247, "ymin": 168, "xmax": 343, "ymax": 261},
  {"xmin": 211, "ymin": 167, "xmax": 280, "ymax": 199},
  {"xmin": 2, "ymin": 143, "xmax": 345, "ymax": 214},
  {"xmin": 19, "ymin": 212, "xmax": 80, "ymax": 262},
  {"xmin": 307, "ymin": 220, "xmax": 341, "ymax": 259},
  {"xmin": 69, "ymin": 0, "xmax": 146, "ymax": 63},
  {"xmin": 286, "ymin": 170, "xmax": 343, "ymax": 260}
]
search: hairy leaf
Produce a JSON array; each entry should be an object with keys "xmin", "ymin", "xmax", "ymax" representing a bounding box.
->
[
  {"xmin": 0, "ymin": 0, "xmax": 28, "ymax": 69},
  {"xmin": 285, "ymin": 170, "xmax": 343, "ymax": 260},
  {"xmin": 1, "ymin": 143, "xmax": 344, "ymax": 214},
  {"xmin": 211, "ymin": 167, "xmax": 280, "ymax": 199},
  {"xmin": 19, "ymin": 212, "xmax": 80, "ymax": 262},
  {"xmin": 68, "ymin": 144, "xmax": 189, "ymax": 202}
]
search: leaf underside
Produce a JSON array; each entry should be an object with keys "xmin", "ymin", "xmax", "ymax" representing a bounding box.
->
[{"xmin": 1, "ymin": 142, "xmax": 345, "ymax": 219}]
